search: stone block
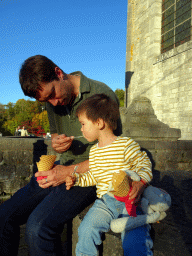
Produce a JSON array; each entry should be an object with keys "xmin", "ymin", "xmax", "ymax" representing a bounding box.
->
[
  {"xmin": 165, "ymin": 161, "xmax": 179, "ymax": 171},
  {"xmin": 136, "ymin": 140, "xmax": 156, "ymax": 150},
  {"xmin": 0, "ymin": 165, "xmax": 16, "ymax": 181},
  {"xmin": 154, "ymin": 151, "xmax": 169, "ymax": 171},
  {"xmin": 167, "ymin": 150, "xmax": 182, "ymax": 163},
  {"xmin": 0, "ymin": 138, "xmax": 33, "ymax": 151},
  {"xmin": 120, "ymin": 97, "xmax": 181, "ymax": 141},
  {"xmin": 177, "ymin": 141, "xmax": 192, "ymax": 150},
  {"xmin": 12, "ymin": 138, "xmax": 34, "ymax": 151},
  {"xmin": 9, "ymin": 178, "xmax": 27, "ymax": 195},
  {"xmin": 149, "ymin": 16, "xmax": 161, "ymax": 30},
  {"xmin": 15, "ymin": 164, "xmax": 33, "ymax": 180},
  {"xmin": 0, "ymin": 151, "xmax": 3, "ymax": 162},
  {"xmin": 0, "ymin": 182, "xmax": 3, "ymax": 194},
  {"xmin": 0, "ymin": 138, "xmax": 13, "ymax": 151},
  {"xmin": 155, "ymin": 141, "xmax": 178, "ymax": 150},
  {"xmin": 102, "ymin": 232, "xmax": 123, "ymax": 256},
  {"xmin": 177, "ymin": 162, "xmax": 191, "ymax": 171},
  {"xmin": 148, "ymin": 0, "xmax": 162, "ymax": 8},
  {"xmin": 72, "ymin": 216, "xmax": 81, "ymax": 255},
  {"xmin": 2, "ymin": 150, "xmax": 33, "ymax": 166}
]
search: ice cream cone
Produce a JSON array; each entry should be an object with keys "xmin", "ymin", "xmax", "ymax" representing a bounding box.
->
[
  {"xmin": 111, "ymin": 171, "xmax": 131, "ymax": 197},
  {"xmin": 36, "ymin": 155, "xmax": 56, "ymax": 181}
]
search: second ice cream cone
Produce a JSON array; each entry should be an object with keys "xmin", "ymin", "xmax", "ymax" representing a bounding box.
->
[{"xmin": 36, "ymin": 155, "xmax": 56, "ymax": 181}]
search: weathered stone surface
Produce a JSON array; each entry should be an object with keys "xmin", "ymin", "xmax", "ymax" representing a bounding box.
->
[
  {"xmin": 120, "ymin": 97, "xmax": 181, "ymax": 141},
  {"xmin": 0, "ymin": 165, "xmax": 16, "ymax": 181},
  {"xmin": 3, "ymin": 150, "xmax": 33, "ymax": 166},
  {"xmin": 151, "ymin": 170, "xmax": 192, "ymax": 256},
  {"xmin": 0, "ymin": 151, "xmax": 3, "ymax": 162},
  {"xmin": 0, "ymin": 138, "xmax": 59, "ymax": 194},
  {"xmin": 126, "ymin": 0, "xmax": 192, "ymax": 140},
  {"xmin": 102, "ymin": 232, "xmax": 123, "ymax": 256},
  {"xmin": 0, "ymin": 182, "xmax": 3, "ymax": 194}
]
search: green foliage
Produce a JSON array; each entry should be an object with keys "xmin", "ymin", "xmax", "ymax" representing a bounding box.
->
[
  {"xmin": 115, "ymin": 89, "xmax": 125, "ymax": 107},
  {"xmin": 32, "ymin": 110, "xmax": 50, "ymax": 135},
  {"xmin": 1, "ymin": 99, "xmax": 48, "ymax": 136},
  {"xmin": 0, "ymin": 103, "xmax": 12, "ymax": 135}
]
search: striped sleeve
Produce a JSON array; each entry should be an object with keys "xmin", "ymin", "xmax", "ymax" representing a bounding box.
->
[
  {"xmin": 74, "ymin": 171, "xmax": 97, "ymax": 187},
  {"xmin": 124, "ymin": 138, "xmax": 152, "ymax": 183}
]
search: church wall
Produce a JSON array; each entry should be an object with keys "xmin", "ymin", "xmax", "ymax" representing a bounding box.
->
[{"xmin": 126, "ymin": 0, "xmax": 192, "ymax": 140}]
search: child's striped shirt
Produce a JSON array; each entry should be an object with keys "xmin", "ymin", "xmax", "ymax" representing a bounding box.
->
[{"xmin": 75, "ymin": 136, "xmax": 152, "ymax": 198}]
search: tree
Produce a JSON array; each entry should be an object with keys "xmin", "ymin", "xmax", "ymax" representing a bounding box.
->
[
  {"xmin": 21, "ymin": 120, "xmax": 45, "ymax": 136},
  {"xmin": 0, "ymin": 103, "xmax": 11, "ymax": 135},
  {"xmin": 115, "ymin": 89, "xmax": 125, "ymax": 107},
  {"xmin": 2, "ymin": 99, "xmax": 48, "ymax": 136},
  {"xmin": 31, "ymin": 110, "xmax": 50, "ymax": 136}
]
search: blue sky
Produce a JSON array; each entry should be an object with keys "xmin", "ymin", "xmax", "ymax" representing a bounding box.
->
[{"xmin": 0, "ymin": 0, "xmax": 128, "ymax": 105}]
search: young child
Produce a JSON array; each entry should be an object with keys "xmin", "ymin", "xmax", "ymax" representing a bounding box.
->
[{"xmin": 66, "ymin": 93, "xmax": 153, "ymax": 256}]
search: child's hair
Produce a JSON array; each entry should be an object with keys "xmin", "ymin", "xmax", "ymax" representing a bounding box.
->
[{"xmin": 76, "ymin": 94, "xmax": 120, "ymax": 130}]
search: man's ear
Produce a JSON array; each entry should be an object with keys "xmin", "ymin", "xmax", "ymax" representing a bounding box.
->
[
  {"xmin": 55, "ymin": 67, "xmax": 63, "ymax": 78},
  {"xmin": 97, "ymin": 118, "xmax": 105, "ymax": 130}
]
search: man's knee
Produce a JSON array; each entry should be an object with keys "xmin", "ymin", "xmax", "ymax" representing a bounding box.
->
[
  {"xmin": 25, "ymin": 217, "xmax": 42, "ymax": 242},
  {"xmin": 25, "ymin": 212, "xmax": 50, "ymax": 244}
]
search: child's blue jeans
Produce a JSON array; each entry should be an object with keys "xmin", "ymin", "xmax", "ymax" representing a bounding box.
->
[{"xmin": 76, "ymin": 194, "xmax": 153, "ymax": 256}]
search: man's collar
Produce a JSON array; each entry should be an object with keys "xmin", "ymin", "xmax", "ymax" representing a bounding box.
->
[{"xmin": 70, "ymin": 71, "xmax": 90, "ymax": 94}]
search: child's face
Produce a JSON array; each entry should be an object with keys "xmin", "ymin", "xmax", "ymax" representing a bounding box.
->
[{"xmin": 78, "ymin": 113, "xmax": 100, "ymax": 142}]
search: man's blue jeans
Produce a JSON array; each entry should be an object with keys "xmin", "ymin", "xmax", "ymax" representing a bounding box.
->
[
  {"xmin": 76, "ymin": 194, "xmax": 153, "ymax": 256},
  {"xmin": 0, "ymin": 175, "xmax": 96, "ymax": 256}
]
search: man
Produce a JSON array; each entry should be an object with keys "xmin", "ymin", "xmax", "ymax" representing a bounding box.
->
[
  {"xmin": 20, "ymin": 126, "xmax": 28, "ymax": 136},
  {"xmin": 0, "ymin": 55, "xmax": 150, "ymax": 256},
  {"xmin": 14, "ymin": 126, "xmax": 21, "ymax": 136}
]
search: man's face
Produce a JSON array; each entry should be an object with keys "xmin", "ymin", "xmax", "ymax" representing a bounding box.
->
[{"xmin": 35, "ymin": 70, "xmax": 74, "ymax": 106}]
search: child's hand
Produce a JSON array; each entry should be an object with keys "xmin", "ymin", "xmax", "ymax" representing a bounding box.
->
[{"xmin": 66, "ymin": 176, "xmax": 76, "ymax": 190}]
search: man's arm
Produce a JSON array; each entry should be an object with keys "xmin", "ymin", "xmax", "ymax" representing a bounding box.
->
[{"xmin": 35, "ymin": 159, "xmax": 90, "ymax": 188}]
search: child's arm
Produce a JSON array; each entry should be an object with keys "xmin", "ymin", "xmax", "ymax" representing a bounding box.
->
[
  {"xmin": 66, "ymin": 176, "xmax": 76, "ymax": 190},
  {"xmin": 124, "ymin": 139, "xmax": 153, "ymax": 204},
  {"xmin": 124, "ymin": 139, "xmax": 152, "ymax": 184},
  {"xmin": 74, "ymin": 171, "xmax": 97, "ymax": 187}
]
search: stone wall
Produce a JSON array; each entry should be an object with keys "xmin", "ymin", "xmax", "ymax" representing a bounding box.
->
[
  {"xmin": 0, "ymin": 137, "xmax": 60, "ymax": 195},
  {"xmin": 0, "ymin": 137, "xmax": 192, "ymax": 255},
  {"xmin": 0, "ymin": 137, "xmax": 191, "ymax": 195},
  {"xmin": 126, "ymin": 0, "xmax": 192, "ymax": 140}
]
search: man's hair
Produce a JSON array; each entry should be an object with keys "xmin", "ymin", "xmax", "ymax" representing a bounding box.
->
[
  {"xmin": 76, "ymin": 94, "xmax": 120, "ymax": 131},
  {"xmin": 19, "ymin": 55, "xmax": 64, "ymax": 98}
]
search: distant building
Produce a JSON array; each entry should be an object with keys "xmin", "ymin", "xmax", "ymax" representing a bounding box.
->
[{"xmin": 126, "ymin": 0, "xmax": 192, "ymax": 140}]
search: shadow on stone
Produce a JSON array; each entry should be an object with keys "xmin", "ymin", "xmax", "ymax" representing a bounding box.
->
[
  {"xmin": 150, "ymin": 170, "xmax": 192, "ymax": 256},
  {"xmin": 32, "ymin": 140, "xmax": 48, "ymax": 175},
  {"xmin": 120, "ymin": 96, "xmax": 181, "ymax": 141}
]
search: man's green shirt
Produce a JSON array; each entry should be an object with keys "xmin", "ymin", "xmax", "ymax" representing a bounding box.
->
[{"xmin": 46, "ymin": 72, "xmax": 122, "ymax": 166}]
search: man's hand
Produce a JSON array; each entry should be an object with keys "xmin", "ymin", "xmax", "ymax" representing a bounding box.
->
[
  {"xmin": 52, "ymin": 134, "xmax": 73, "ymax": 153},
  {"xmin": 66, "ymin": 176, "xmax": 76, "ymax": 190},
  {"xmin": 129, "ymin": 180, "xmax": 146, "ymax": 205},
  {"xmin": 35, "ymin": 164, "xmax": 73, "ymax": 188}
]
